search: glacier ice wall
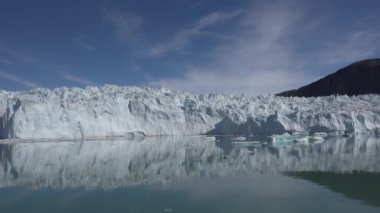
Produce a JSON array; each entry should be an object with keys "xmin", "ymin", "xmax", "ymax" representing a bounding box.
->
[
  {"xmin": 0, "ymin": 136, "xmax": 379, "ymax": 189},
  {"xmin": 0, "ymin": 85, "xmax": 380, "ymax": 139}
]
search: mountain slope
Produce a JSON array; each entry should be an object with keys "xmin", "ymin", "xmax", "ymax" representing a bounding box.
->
[{"xmin": 277, "ymin": 59, "xmax": 380, "ymax": 97}]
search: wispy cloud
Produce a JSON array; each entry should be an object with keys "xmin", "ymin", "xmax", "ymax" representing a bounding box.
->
[
  {"xmin": 73, "ymin": 36, "xmax": 95, "ymax": 51},
  {"xmin": 189, "ymin": 1, "xmax": 205, "ymax": 10},
  {"xmin": 149, "ymin": 10, "xmax": 243, "ymax": 56},
  {"xmin": 150, "ymin": 1, "xmax": 309, "ymax": 95},
  {"xmin": 62, "ymin": 73, "xmax": 98, "ymax": 86},
  {"xmin": 2, "ymin": 49, "xmax": 99, "ymax": 88},
  {"xmin": 4, "ymin": 50, "xmax": 39, "ymax": 65},
  {"xmin": 0, "ymin": 57, "xmax": 14, "ymax": 64},
  {"xmin": 0, "ymin": 49, "xmax": 53, "ymax": 73},
  {"xmin": 150, "ymin": 68, "xmax": 308, "ymax": 96},
  {"xmin": 319, "ymin": 30, "xmax": 380, "ymax": 65},
  {"xmin": 104, "ymin": 8, "xmax": 143, "ymax": 43},
  {"xmin": 0, "ymin": 70, "xmax": 40, "ymax": 88},
  {"xmin": 149, "ymin": 0, "xmax": 380, "ymax": 96}
]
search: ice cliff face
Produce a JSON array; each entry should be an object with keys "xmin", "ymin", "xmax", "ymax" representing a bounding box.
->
[
  {"xmin": 0, "ymin": 136, "xmax": 379, "ymax": 189},
  {"xmin": 0, "ymin": 85, "xmax": 380, "ymax": 139}
]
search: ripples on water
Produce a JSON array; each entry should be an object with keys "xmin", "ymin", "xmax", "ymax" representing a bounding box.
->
[{"xmin": 0, "ymin": 135, "xmax": 380, "ymax": 212}]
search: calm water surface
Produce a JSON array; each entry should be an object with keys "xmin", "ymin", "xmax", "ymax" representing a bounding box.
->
[{"xmin": 0, "ymin": 135, "xmax": 380, "ymax": 212}]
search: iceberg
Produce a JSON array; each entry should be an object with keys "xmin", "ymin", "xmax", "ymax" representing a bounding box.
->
[
  {"xmin": 0, "ymin": 85, "xmax": 380, "ymax": 139},
  {"xmin": 268, "ymin": 133, "xmax": 326, "ymax": 146}
]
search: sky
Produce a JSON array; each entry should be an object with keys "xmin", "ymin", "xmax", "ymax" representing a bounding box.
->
[{"xmin": 0, "ymin": 0, "xmax": 380, "ymax": 96}]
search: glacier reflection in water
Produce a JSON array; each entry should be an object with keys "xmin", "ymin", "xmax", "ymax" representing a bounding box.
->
[{"xmin": 0, "ymin": 135, "xmax": 380, "ymax": 190}]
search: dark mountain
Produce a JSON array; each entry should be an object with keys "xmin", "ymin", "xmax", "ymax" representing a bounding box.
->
[{"xmin": 277, "ymin": 58, "xmax": 380, "ymax": 97}]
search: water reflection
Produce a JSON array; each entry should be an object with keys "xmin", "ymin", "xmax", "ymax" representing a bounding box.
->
[
  {"xmin": 289, "ymin": 172, "xmax": 380, "ymax": 207},
  {"xmin": 0, "ymin": 135, "xmax": 379, "ymax": 190}
]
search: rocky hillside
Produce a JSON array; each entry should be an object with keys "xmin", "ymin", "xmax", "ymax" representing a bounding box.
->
[{"xmin": 277, "ymin": 59, "xmax": 380, "ymax": 97}]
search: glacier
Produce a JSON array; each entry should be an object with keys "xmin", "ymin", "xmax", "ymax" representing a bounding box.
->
[{"xmin": 0, "ymin": 85, "xmax": 380, "ymax": 139}]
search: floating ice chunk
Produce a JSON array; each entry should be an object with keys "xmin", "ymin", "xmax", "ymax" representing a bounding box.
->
[
  {"xmin": 232, "ymin": 141, "xmax": 261, "ymax": 146},
  {"xmin": 164, "ymin": 208, "xmax": 173, "ymax": 213},
  {"xmin": 232, "ymin": 136, "xmax": 246, "ymax": 141},
  {"xmin": 126, "ymin": 131, "xmax": 146, "ymax": 140},
  {"xmin": 343, "ymin": 132, "xmax": 353, "ymax": 138},
  {"xmin": 310, "ymin": 136, "xmax": 324, "ymax": 143},
  {"xmin": 295, "ymin": 136, "xmax": 309, "ymax": 144},
  {"xmin": 269, "ymin": 133, "xmax": 295, "ymax": 144},
  {"xmin": 232, "ymin": 141, "xmax": 261, "ymax": 144},
  {"xmin": 313, "ymin": 132, "xmax": 328, "ymax": 138},
  {"xmin": 204, "ymin": 136, "xmax": 216, "ymax": 142},
  {"xmin": 246, "ymin": 148, "xmax": 258, "ymax": 154},
  {"xmin": 232, "ymin": 141, "xmax": 261, "ymax": 145},
  {"xmin": 269, "ymin": 133, "xmax": 316, "ymax": 146}
]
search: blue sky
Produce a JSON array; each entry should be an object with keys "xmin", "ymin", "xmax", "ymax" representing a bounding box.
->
[{"xmin": 0, "ymin": 0, "xmax": 380, "ymax": 95}]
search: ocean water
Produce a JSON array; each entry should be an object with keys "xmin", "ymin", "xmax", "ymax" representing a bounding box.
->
[{"xmin": 0, "ymin": 135, "xmax": 379, "ymax": 213}]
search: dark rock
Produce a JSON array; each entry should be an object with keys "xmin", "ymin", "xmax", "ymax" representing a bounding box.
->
[{"xmin": 277, "ymin": 58, "xmax": 380, "ymax": 97}]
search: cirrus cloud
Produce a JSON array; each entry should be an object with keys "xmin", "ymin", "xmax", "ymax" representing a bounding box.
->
[{"xmin": 149, "ymin": 0, "xmax": 380, "ymax": 96}]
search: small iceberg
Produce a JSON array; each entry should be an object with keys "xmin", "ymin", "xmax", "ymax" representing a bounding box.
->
[
  {"xmin": 313, "ymin": 132, "xmax": 328, "ymax": 138},
  {"xmin": 232, "ymin": 141, "xmax": 261, "ymax": 147},
  {"xmin": 295, "ymin": 136, "xmax": 309, "ymax": 144},
  {"xmin": 231, "ymin": 136, "xmax": 246, "ymax": 141},
  {"xmin": 126, "ymin": 131, "xmax": 146, "ymax": 140},
  {"xmin": 269, "ymin": 132, "xmax": 326, "ymax": 146},
  {"xmin": 204, "ymin": 136, "xmax": 216, "ymax": 142},
  {"xmin": 269, "ymin": 133, "xmax": 295, "ymax": 144},
  {"xmin": 310, "ymin": 136, "xmax": 324, "ymax": 143}
]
